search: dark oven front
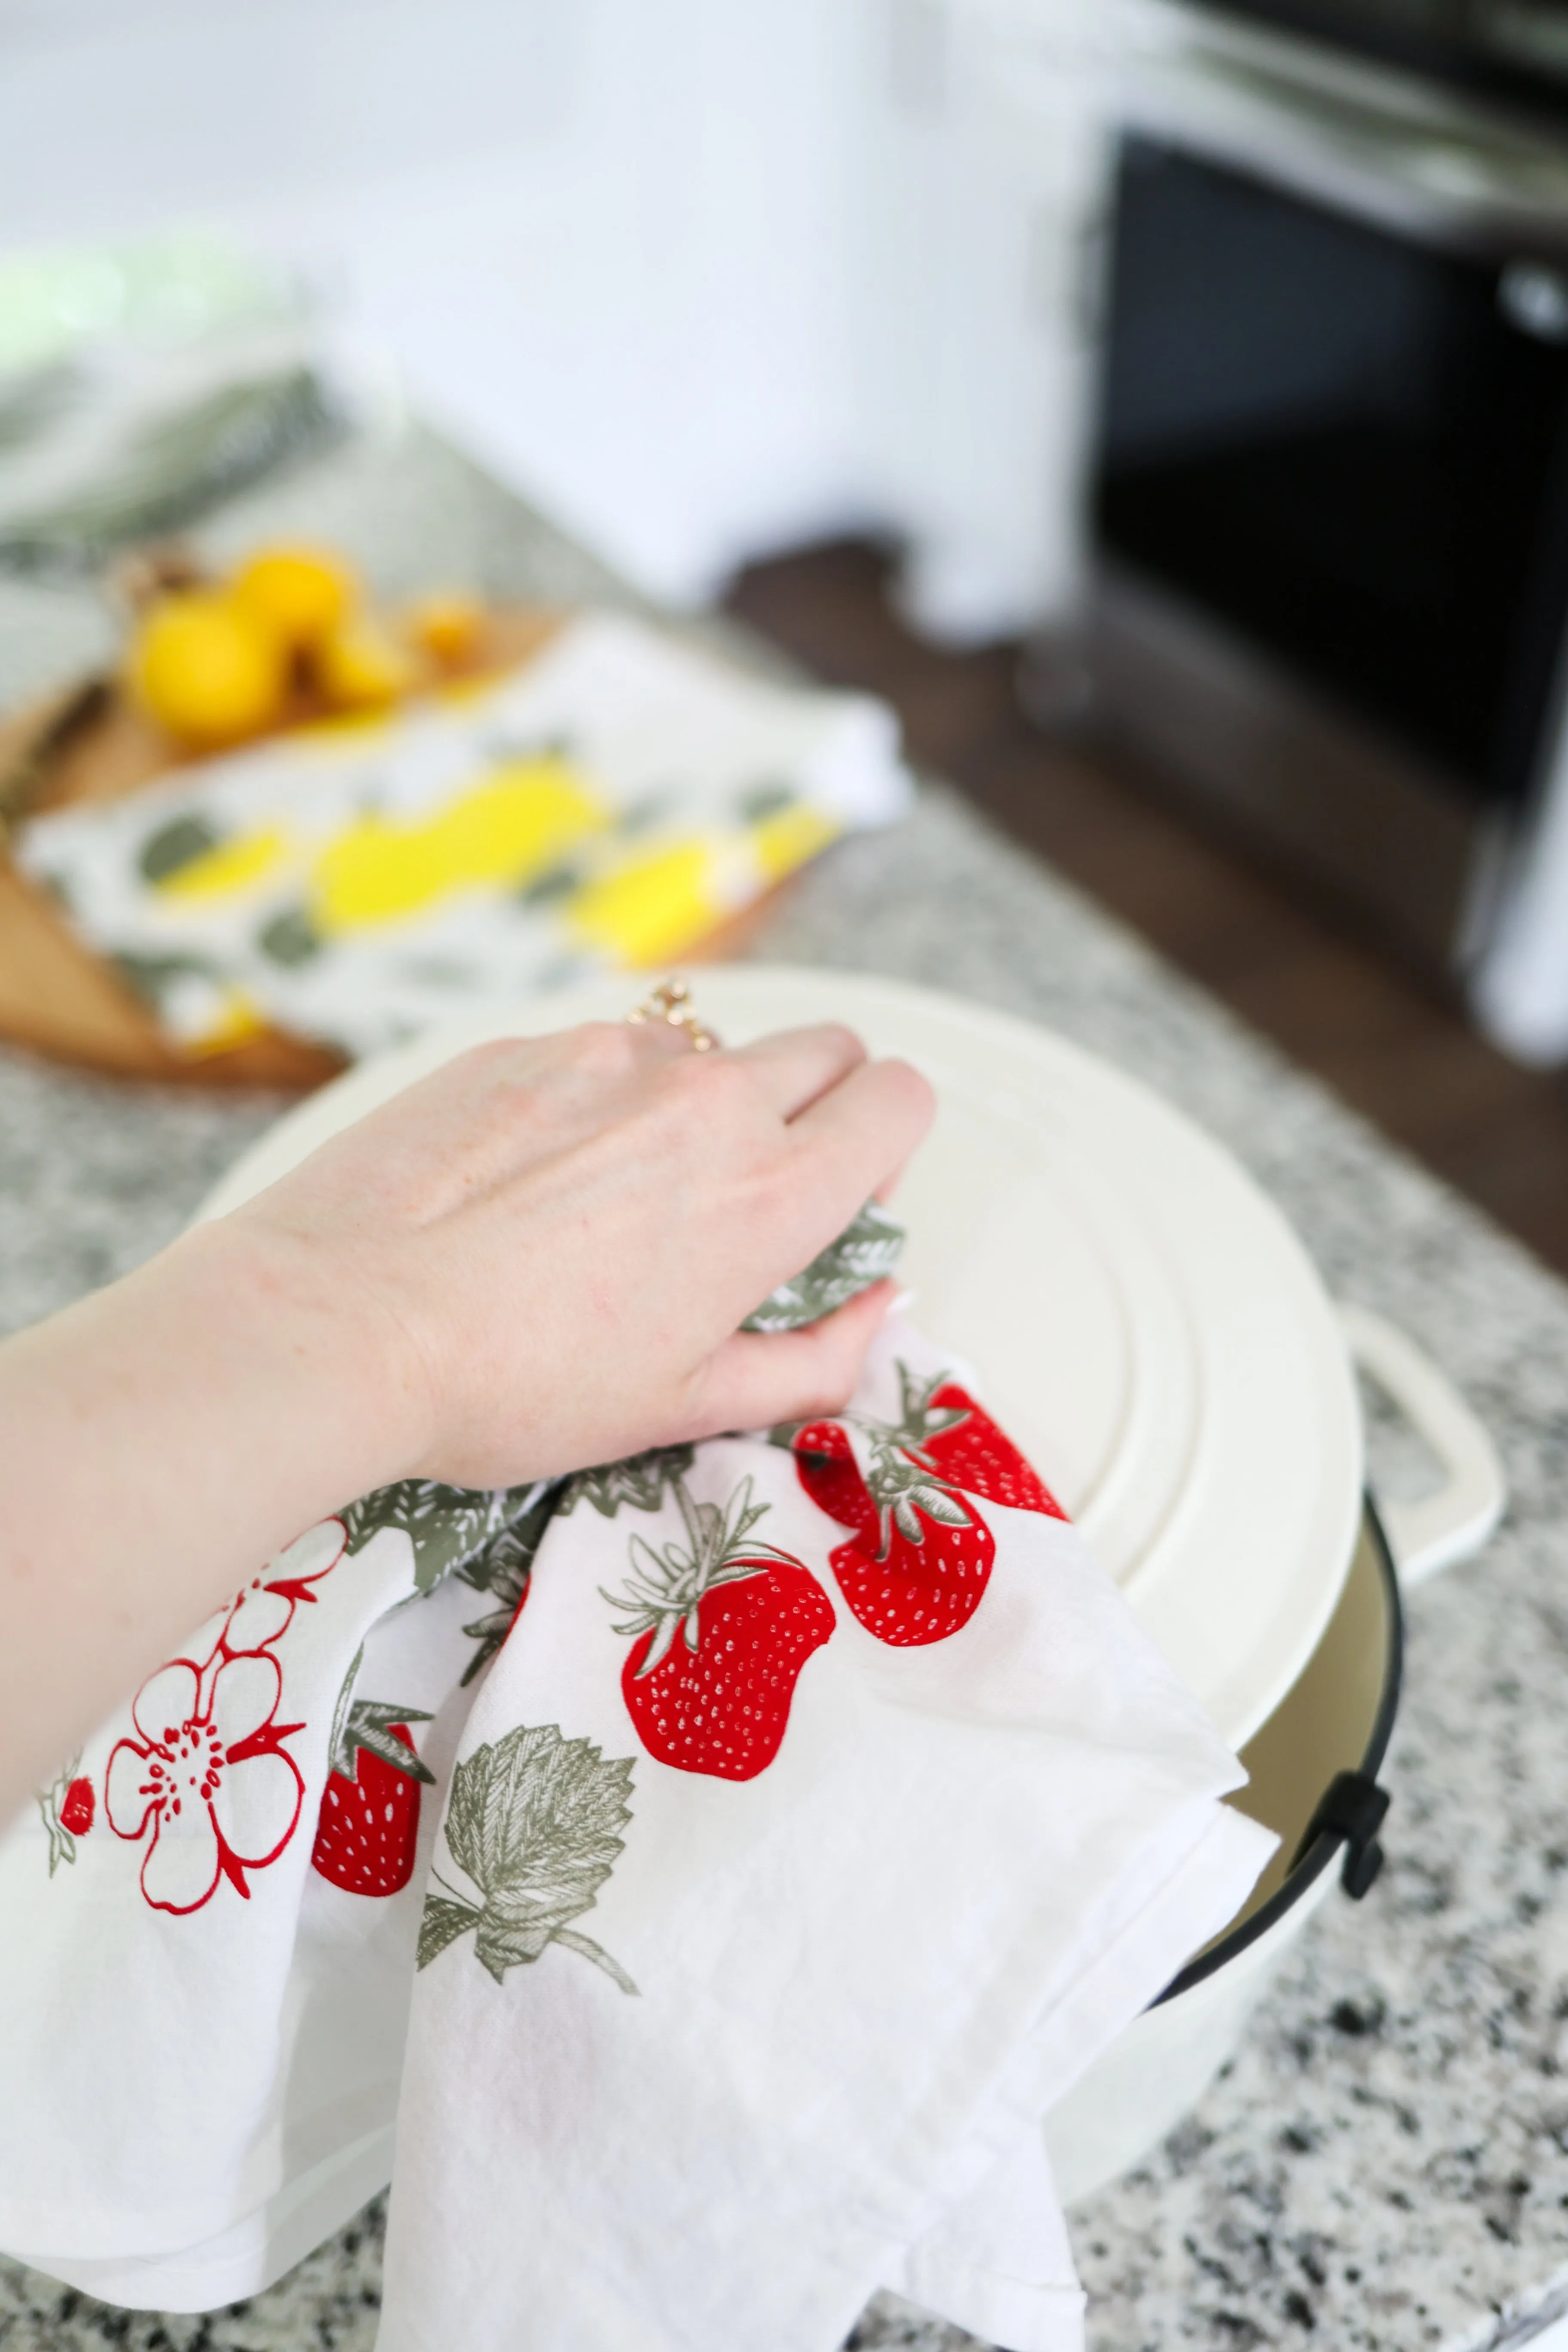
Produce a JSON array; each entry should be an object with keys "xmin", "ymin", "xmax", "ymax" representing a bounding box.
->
[{"xmin": 1084, "ymin": 124, "xmax": 1568, "ymax": 968}]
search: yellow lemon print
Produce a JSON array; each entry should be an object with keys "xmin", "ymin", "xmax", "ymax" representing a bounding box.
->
[
  {"xmin": 751, "ymin": 801, "xmax": 840, "ymax": 882},
  {"xmin": 186, "ymin": 986, "xmax": 269, "ymax": 1057},
  {"xmin": 152, "ymin": 824, "xmax": 291, "ymax": 903},
  {"xmin": 566, "ymin": 841, "xmax": 723, "ymax": 966},
  {"xmin": 312, "ymin": 759, "xmax": 609, "ymax": 933}
]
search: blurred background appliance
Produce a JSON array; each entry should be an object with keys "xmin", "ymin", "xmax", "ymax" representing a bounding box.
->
[
  {"xmin": 1195, "ymin": 0, "xmax": 1568, "ymax": 128},
  {"xmin": 1075, "ymin": 2, "xmax": 1568, "ymax": 1062}
]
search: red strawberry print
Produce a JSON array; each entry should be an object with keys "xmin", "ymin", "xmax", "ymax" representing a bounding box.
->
[
  {"xmin": 604, "ymin": 1476, "xmax": 833, "ymax": 1781},
  {"xmin": 792, "ymin": 1360, "xmax": 1063, "ymax": 1647},
  {"xmin": 59, "ymin": 1777, "xmax": 95, "ymax": 1836},
  {"xmin": 897, "ymin": 1373, "xmax": 1066, "ymax": 1521},
  {"xmin": 790, "ymin": 1420, "xmax": 876, "ymax": 1545},
  {"xmin": 794, "ymin": 1417, "xmax": 995, "ymax": 1646},
  {"xmin": 311, "ymin": 1700, "xmax": 435, "ymax": 1897}
]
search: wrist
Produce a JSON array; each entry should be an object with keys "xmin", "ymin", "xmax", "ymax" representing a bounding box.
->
[
  {"xmin": 168, "ymin": 1210, "xmax": 435, "ymax": 1508},
  {"xmin": 0, "ymin": 1208, "xmax": 437, "ymax": 1813}
]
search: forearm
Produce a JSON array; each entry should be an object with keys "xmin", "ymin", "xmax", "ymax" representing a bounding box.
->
[
  {"xmin": 0, "ymin": 1019, "xmax": 933, "ymax": 1826},
  {"xmin": 0, "ymin": 1218, "xmax": 420, "ymax": 1824}
]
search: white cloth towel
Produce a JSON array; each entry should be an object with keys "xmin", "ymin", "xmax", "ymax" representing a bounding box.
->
[
  {"xmin": 15, "ymin": 609, "xmax": 912, "ymax": 1058},
  {"xmin": 0, "ymin": 1317, "xmax": 1271, "ymax": 2347}
]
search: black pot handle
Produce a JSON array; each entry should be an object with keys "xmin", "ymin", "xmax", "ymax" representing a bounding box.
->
[{"xmin": 1289, "ymin": 1769, "xmax": 1391, "ymax": 1899}]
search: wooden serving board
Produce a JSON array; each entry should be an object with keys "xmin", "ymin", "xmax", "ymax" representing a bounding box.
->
[{"xmin": 0, "ymin": 607, "xmax": 565, "ymax": 1090}]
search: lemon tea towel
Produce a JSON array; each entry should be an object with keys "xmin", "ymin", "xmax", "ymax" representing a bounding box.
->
[{"xmin": 17, "ymin": 611, "xmax": 911, "ymax": 1059}]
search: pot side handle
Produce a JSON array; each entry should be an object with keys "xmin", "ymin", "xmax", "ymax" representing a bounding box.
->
[{"xmin": 1338, "ymin": 1305, "xmax": 1507, "ymax": 1587}]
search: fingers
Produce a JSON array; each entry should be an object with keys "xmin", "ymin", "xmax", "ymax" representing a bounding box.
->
[
  {"xmin": 725, "ymin": 1023, "xmax": 867, "ymax": 1119},
  {"xmin": 787, "ymin": 1054, "xmax": 934, "ymax": 1219},
  {"xmin": 683, "ymin": 1280, "xmax": 896, "ymax": 1439}
]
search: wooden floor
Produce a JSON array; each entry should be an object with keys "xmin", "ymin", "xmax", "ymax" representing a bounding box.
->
[{"xmin": 725, "ymin": 538, "xmax": 1568, "ymax": 1282}]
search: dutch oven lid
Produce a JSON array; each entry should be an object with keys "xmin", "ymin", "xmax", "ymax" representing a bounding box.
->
[{"xmin": 199, "ymin": 964, "xmax": 1364, "ymax": 1753}]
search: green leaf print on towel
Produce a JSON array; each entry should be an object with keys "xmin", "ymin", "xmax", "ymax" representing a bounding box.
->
[
  {"xmin": 338, "ymin": 1477, "xmax": 549, "ymax": 1595},
  {"xmin": 418, "ymin": 1724, "xmax": 637, "ymax": 1995},
  {"xmin": 453, "ymin": 1486, "xmax": 563, "ymax": 1684},
  {"xmin": 37, "ymin": 1752, "xmax": 92, "ymax": 1876},
  {"xmin": 741, "ymin": 1197, "xmax": 904, "ymax": 1333},
  {"xmin": 560, "ymin": 1444, "xmax": 695, "ymax": 1521}
]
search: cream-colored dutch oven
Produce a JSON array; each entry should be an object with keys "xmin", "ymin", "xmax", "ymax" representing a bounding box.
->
[{"xmin": 198, "ymin": 965, "xmax": 1506, "ymax": 2221}]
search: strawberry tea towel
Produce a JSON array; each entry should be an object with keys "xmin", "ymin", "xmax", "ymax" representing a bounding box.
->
[
  {"xmin": 0, "ymin": 1244, "xmax": 1273, "ymax": 2350},
  {"xmin": 376, "ymin": 1319, "xmax": 1273, "ymax": 2352}
]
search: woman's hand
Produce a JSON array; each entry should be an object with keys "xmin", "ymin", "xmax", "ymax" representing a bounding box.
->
[
  {"xmin": 227, "ymin": 1017, "xmax": 934, "ymax": 1486},
  {"xmin": 0, "ymin": 1016, "xmax": 932, "ymax": 1815}
]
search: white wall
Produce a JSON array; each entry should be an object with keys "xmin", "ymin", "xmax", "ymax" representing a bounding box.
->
[
  {"xmin": 260, "ymin": 0, "xmax": 882, "ymax": 604},
  {"xmin": 855, "ymin": 0, "xmax": 1111, "ymax": 640},
  {"xmin": 0, "ymin": 0, "xmax": 1109, "ymax": 623},
  {"xmin": 0, "ymin": 0, "xmax": 577, "ymax": 239}
]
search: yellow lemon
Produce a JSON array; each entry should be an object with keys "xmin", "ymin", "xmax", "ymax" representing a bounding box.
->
[
  {"xmin": 127, "ymin": 592, "xmax": 287, "ymax": 748},
  {"xmin": 312, "ymin": 616, "xmax": 417, "ymax": 712},
  {"xmin": 231, "ymin": 544, "xmax": 357, "ymax": 649},
  {"xmin": 404, "ymin": 592, "xmax": 485, "ymax": 665}
]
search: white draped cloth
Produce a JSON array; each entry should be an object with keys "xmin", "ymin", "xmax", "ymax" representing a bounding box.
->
[{"xmin": 0, "ymin": 1315, "xmax": 1271, "ymax": 2349}]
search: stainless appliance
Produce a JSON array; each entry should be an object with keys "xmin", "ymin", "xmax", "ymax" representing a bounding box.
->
[
  {"xmin": 1069, "ymin": 6, "xmax": 1568, "ymax": 1037},
  {"xmin": 1200, "ymin": 0, "xmax": 1568, "ymax": 130}
]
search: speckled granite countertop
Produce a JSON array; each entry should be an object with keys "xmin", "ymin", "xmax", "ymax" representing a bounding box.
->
[{"xmin": 3, "ymin": 429, "xmax": 1568, "ymax": 2352}]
